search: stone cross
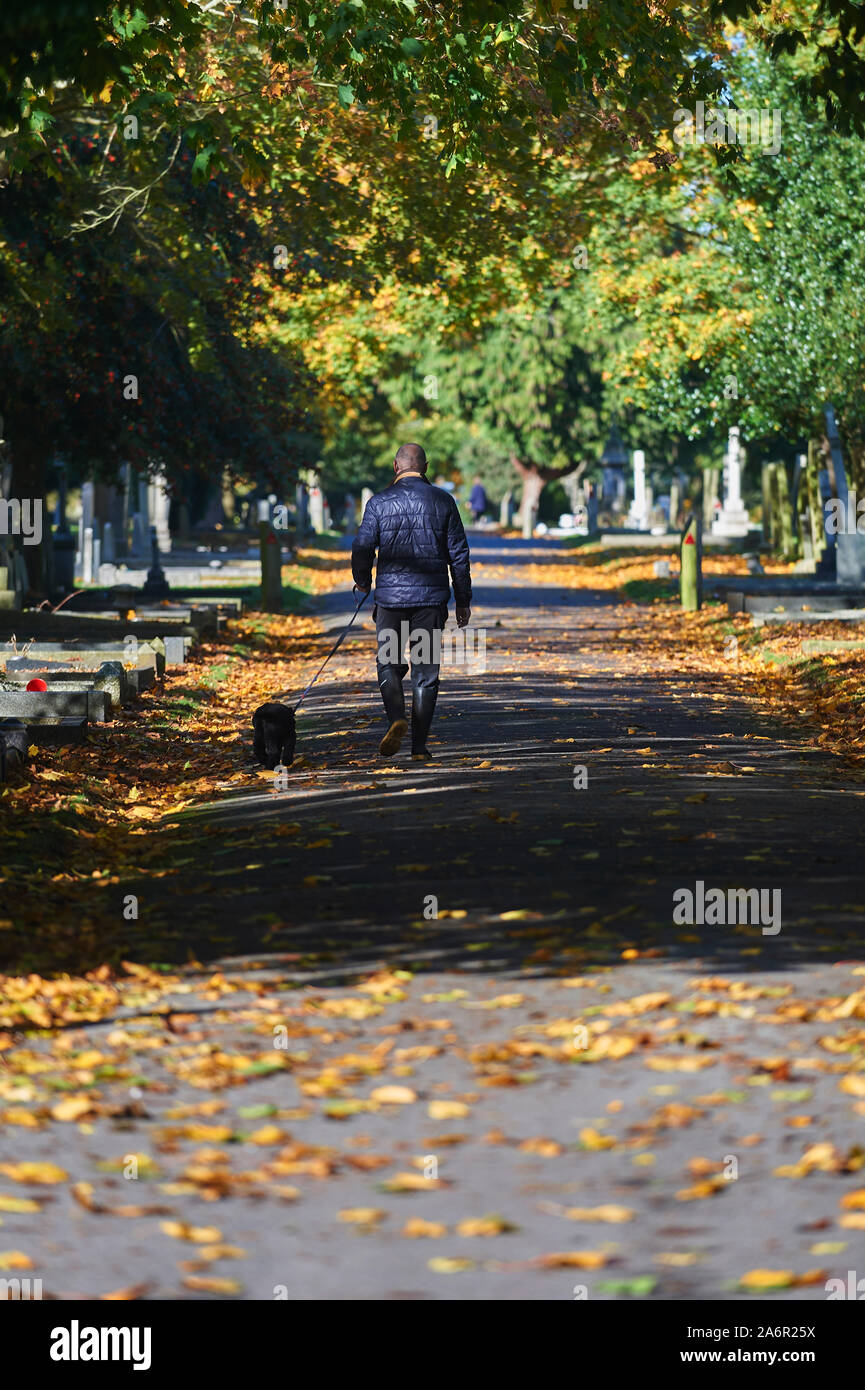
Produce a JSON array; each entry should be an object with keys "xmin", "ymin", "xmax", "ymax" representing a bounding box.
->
[{"xmin": 712, "ymin": 427, "xmax": 750, "ymax": 537}]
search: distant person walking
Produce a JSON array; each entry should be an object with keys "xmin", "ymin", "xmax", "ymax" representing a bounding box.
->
[
  {"xmin": 352, "ymin": 444, "xmax": 472, "ymax": 761},
  {"xmin": 469, "ymin": 478, "xmax": 488, "ymax": 523}
]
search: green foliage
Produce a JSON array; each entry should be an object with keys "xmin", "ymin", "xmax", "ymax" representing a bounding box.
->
[
  {"xmin": 588, "ymin": 44, "xmax": 865, "ymax": 481},
  {"xmin": 0, "ymin": 122, "xmax": 320, "ymax": 493}
]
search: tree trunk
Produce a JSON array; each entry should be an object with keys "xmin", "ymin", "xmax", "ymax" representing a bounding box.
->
[
  {"xmin": 8, "ymin": 427, "xmax": 51, "ymax": 599},
  {"xmin": 512, "ymin": 457, "xmax": 545, "ymax": 534},
  {"xmin": 512, "ymin": 455, "xmax": 589, "ymax": 535}
]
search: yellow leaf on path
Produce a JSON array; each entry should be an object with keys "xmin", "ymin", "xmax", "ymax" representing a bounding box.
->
[
  {"xmin": 456, "ymin": 1215, "xmax": 516, "ymax": 1237},
  {"xmin": 181, "ymin": 1276, "xmax": 242, "ymax": 1295},
  {"xmin": 403, "ymin": 1219, "xmax": 447, "ymax": 1238},
  {"xmin": 519, "ymin": 1137, "xmax": 563, "ymax": 1156},
  {"xmin": 427, "ymin": 1101, "xmax": 469, "ymax": 1120},
  {"xmin": 739, "ymin": 1268, "xmax": 794, "ymax": 1290},
  {"xmin": 0, "ymin": 1251, "xmax": 33, "ymax": 1269},
  {"xmin": 427, "ymin": 1257, "xmax": 476, "ymax": 1273},
  {"xmin": 675, "ymin": 1177, "xmax": 726, "ymax": 1201},
  {"xmin": 127, "ymin": 785, "xmax": 140, "ymax": 802},
  {"xmin": 338, "ymin": 1208, "xmax": 385, "ymax": 1224},
  {"xmin": 160, "ymin": 1221, "xmax": 222, "ymax": 1244},
  {"xmin": 644, "ymin": 1055, "xmax": 717, "ymax": 1072},
  {"xmin": 603, "ymin": 991, "xmax": 670, "ymax": 1017},
  {"xmin": 0, "ymin": 1162, "xmax": 67, "ymax": 1184},
  {"xmin": 175, "ymin": 1125, "xmax": 234, "ymax": 1143},
  {"xmin": 0, "ymin": 1194, "xmax": 41, "ymax": 1213},
  {"xmin": 358, "ymin": 971, "xmax": 408, "ymax": 995},
  {"xmin": 839, "ymin": 1213, "xmax": 865, "ymax": 1229},
  {"xmin": 563, "ymin": 1205, "xmax": 635, "ymax": 1224},
  {"xmin": 51, "ymin": 1095, "xmax": 94, "ymax": 1123},
  {"xmin": 381, "ymin": 1172, "xmax": 446, "ymax": 1192},
  {"xmin": 539, "ymin": 1251, "xmax": 607, "ymax": 1269},
  {"xmin": 1, "ymin": 1109, "xmax": 40, "ymax": 1129},
  {"xmin": 248, "ymin": 1125, "xmax": 284, "ymax": 1145},
  {"xmin": 579, "ymin": 1128, "xmax": 617, "ymax": 1151},
  {"xmin": 839, "ymin": 1075, "xmax": 865, "ymax": 1097},
  {"xmin": 70, "ymin": 1182, "xmax": 99, "ymax": 1211},
  {"xmin": 370, "ymin": 1085, "xmax": 417, "ymax": 1104},
  {"xmin": 473, "ymin": 994, "xmax": 524, "ymax": 1010},
  {"xmin": 840, "ymin": 1189, "xmax": 865, "ymax": 1210},
  {"xmin": 584, "ymin": 1034, "xmax": 636, "ymax": 1060}
]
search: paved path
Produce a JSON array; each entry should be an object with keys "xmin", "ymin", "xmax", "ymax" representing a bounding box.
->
[{"xmin": 7, "ymin": 536, "xmax": 865, "ymax": 1301}]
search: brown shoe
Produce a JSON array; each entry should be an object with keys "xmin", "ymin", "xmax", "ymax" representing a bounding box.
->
[{"xmin": 379, "ymin": 718, "xmax": 408, "ymax": 756}]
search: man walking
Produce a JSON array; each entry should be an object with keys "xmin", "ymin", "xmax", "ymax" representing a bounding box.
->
[{"xmin": 352, "ymin": 443, "xmax": 472, "ymax": 761}]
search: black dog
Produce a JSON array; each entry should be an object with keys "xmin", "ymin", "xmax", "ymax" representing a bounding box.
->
[{"xmin": 253, "ymin": 702, "xmax": 297, "ymax": 769}]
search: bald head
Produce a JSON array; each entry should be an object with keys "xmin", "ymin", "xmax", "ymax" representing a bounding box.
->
[{"xmin": 394, "ymin": 443, "xmax": 427, "ymax": 475}]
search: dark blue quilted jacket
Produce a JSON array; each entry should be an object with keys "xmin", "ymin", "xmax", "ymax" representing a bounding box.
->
[{"xmin": 351, "ymin": 476, "xmax": 472, "ymax": 609}]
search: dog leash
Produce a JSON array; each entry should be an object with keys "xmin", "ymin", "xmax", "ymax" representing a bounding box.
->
[{"xmin": 293, "ymin": 588, "xmax": 370, "ymax": 711}]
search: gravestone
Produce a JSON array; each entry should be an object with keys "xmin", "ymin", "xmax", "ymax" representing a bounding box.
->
[
  {"xmin": 360, "ymin": 488, "xmax": 374, "ymax": 520},
  {"xmin": 703, "ymin": 467, "xmax": 719, "ymax": 529},
  {"xmin": 130, "ymin": 512, "xmax": 147, "ymax": 558},
  {"xmin": 0, "ymin": 717, "xmax": 27, "ymax": 781},
  {"xmin": 762, "ymin": 458, "xmax": 778, "ymax": 539},
  {"xmin": 149, "ymin": 470, "xmax": 171, "ymax": 553},
  {"xmin": 805, "ymin": 441, "xmax": 828, "ymax": 571},
  {"xmin": 81, "ymin": 527, "xmax": 94, "ymax": 584},
  {"xmin": 791, "ymin": 454, "xmax": 805, "ymax": 537},
  {"xmin": 818, "ymin": 468, "xmax": 837, "ymax": 577},
  {"xmin": 259, "ymin": 522, "xmax": 283, "ymax": 612},
  {"xmin": 118, "ymin": 462, "xmax": 133, "ymax": 557},
  {"xmin": 52, "ymin": 462, "xmax": 76, "ymax": 592},
  {"xmin": 80, "ymin": 481, "xmax": 95, "ymax": 538},
  {"xmin": 668, "ymin": 479, "xmax": 680, "ymax": 530},
  {"xmin": 825, "ymin": 403, "xmax": 865, "ymax": 585},
  {"xmin": 295, "ymin": 483, "xmax": 309, "ymax": 539},
  {"xmin": 0, "ymin": 556, "xmax": 18, "ymax": 611},
  {"xmin": 142, "ymin": 526, "xmax": 171, "ymax": 599},
  {"xmin": 75, "ymin": 481, "xmax": 95, "ymax": 580},
  {"xmin": 775, "ymin": 463, "xmax": 794, "ymax": 558},
  {"xmin": 628, "ymin": 449, "xmax": 648, "ymax": 530},
  {"xmin": 309, "ymin": 483, "xmax": 325, "ymax": 534},
  {"xmin": 343, "ymin": 494, "xmax": 356, "ymax": 535},
  {"xmin": 712, "ymin": 426, "xmax": 750, "ymax": 537},
  {"xmin": 499, "ymin": 491, "xmax": 515, "ymax": 528}
]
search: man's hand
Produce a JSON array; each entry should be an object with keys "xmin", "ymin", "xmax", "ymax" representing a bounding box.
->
[
  {"xmin": 353, "ymin": 584, "xmax": 371, "ymax": 600},
  {"xmin": 456, "ymin": 606, "xmax": 471, "ymax": 628}
]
